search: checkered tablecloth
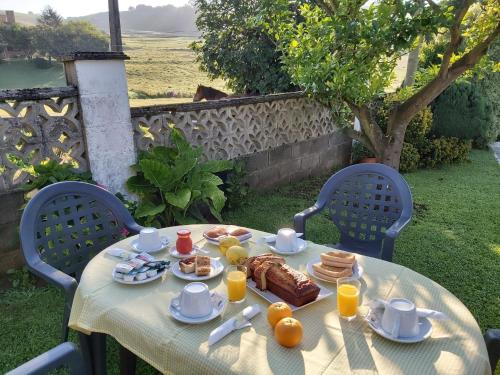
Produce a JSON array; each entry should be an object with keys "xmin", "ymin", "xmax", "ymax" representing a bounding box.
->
[{"xmin": 69, "ymin": 224, "xmax": 491, "ymax": 375}]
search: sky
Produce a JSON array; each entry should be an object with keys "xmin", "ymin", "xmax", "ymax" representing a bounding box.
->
[{"xmin": 0, "ymin": 0, "xmax": 191, "ymax": 17}]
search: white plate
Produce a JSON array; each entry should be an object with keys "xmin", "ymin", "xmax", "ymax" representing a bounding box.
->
[
  {"xmin": 203, "ymin": 226, "xmax": 252, "ymax": 245},
  {"xmin": 171, "ymin": 258, "xmax": 224, "ymax": 281},
  {"xmin": 247, "ymin": 278, "xmax": 333, "ymax": 312},
  {"xmin": 306, "ymin": 258, "xmax": 364, "ymax": 283},
  {"xmin": 131, "ymin": 236, "xmax": 170, "ymax": 254},
  {"xmin": 169, "ymin": 292, "xmax": 227, "ymax": 324},
  {"xmin": 169, "ymin": 245, "xmax": 204, "ymax": 258},
  {"xmin": 112, "ymin": 268, "xmax": 167, "ymax": 285},
  {"xmin": 267, "ymin": 238, "xmax": 308, "ymax": 255},
  {"xmin": 365, "ymin": 306, "xmax": 433, "ymax": 343}
]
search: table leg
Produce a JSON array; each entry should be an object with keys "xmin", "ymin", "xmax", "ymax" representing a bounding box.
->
[
  {"xmin": 119, "ymin": 346, "xmax": 137, "ymax": 375},
  {"xmin": 91, "ymin": 333, "xmax": 107, "ymax": 375}
]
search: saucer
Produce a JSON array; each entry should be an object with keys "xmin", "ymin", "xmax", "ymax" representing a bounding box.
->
[
  {"xmin": 169, "ymin": 292, "xmax": 227, "ymax": 324},
  {"xmin": 171, "ymin": 258, "xmax": 224, "ymax": 281},
  {"xmin": 169, "ymin": 245, "xmax": 203, "ymax": 258},
  {"xmin": 365, "ymin": 306, "xmax": 432, "ymax": 343},
  {"xmin": 306, "ymin": 259, "xmax": 364, "ymax": 282},
  {"xmin": 268, "ymin": 238, "xmax": 308, "ymax": 255},
  {"xmin": 131, "ymin": 236, "xmax": 170, "ymax": 253}
]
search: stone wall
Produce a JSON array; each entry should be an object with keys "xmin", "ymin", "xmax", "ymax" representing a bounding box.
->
[{"xmin": 131, "ymin": 92, "xmax": 351, "ymax": 189}]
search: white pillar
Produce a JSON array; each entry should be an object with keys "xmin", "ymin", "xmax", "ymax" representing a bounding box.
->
[{"xmin": 62, "ymin": 52, "xmax": 136, "ymax": 194}]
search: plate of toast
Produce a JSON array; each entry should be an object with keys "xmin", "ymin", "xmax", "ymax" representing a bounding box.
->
[
  {"xmin": 242, "ymin": 253, "xmax": 333, "ymax": 311},
  {"xmin": 306, "ymin": 251, "xmax": 364, "ymax": 284},
  {"xmin": 203, "ymin": 225, "xmax": 252, "ymax": 244},
  {"xmin": 171, "ymin": 255, "xmax": 224, "ymax": 281}
]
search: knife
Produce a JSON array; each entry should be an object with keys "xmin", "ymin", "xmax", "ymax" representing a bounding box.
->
[{"xmin": 208, "ymin": 304, "xmax": 261, "ymax": 346}]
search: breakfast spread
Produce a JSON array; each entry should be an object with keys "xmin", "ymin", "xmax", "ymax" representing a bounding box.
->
[
  {"xmin": 312, "ymin": 251, "xmax": 356, "ymax": 282},
  {"xmin": 179, "ymin": 255, "xmax": 212, "ymax": 276},
  {"xmin": 245, "ymin": 254, "xmax": 320, "ymax": 307}
]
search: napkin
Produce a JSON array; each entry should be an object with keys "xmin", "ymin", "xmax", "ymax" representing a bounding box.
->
[
  {"xmin": 208, "ymin": 304, "xmax": 261, "ymax": 346},
  {"xmin": 368, "ymin": 299, "xmax": 449, "ymax": 320}
]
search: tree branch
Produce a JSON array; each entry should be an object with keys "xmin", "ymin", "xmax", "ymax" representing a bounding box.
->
[
  {"xmin": 343, "ymin": 127, "xmax": 375, "ymax": 153},
  {"xmin": 439, "ymin": 0, "xmax": 474, "ymax": 77},
  {"xmin": 345, "ymin": 99, "xmax": 385, "ymax": 155}
]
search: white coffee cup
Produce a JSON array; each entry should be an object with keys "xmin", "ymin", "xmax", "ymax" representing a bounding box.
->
[
  {"xmin": 275, "ymin": 228, "xmax": 298, "ymax": 252},
  {"xmin": 138, "ymin": 227, "xmax": 161, "ymax": 251},
  {"xmin": 172, "ymin": 282, "xmax": 212, "ymax": 318},
  {"xmin": 381, "ymin": 298, "xmax": 419, "ymax": 338}
]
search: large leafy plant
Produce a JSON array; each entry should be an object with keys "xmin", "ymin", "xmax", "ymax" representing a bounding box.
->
[{"xmin": 126, "ymin": 129, "xmax": 233, "ymax": 227}]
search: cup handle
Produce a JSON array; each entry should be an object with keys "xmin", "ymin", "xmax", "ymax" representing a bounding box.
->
[
  {"xmin": 171, "ymin": 297, "xmax": 181, "ymax": 311},
  {"xmin": 391, "ymin": 314, "xmax": 400, "ymax": 338}
]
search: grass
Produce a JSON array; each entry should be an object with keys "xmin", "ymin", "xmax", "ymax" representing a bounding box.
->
[
  {"xmin": 1, "ymin": 149, "xmax": 498, "ymax": 374},
  {"xmin": 0, "ymin": 60, "xmax": 66, "ymax": 89}
]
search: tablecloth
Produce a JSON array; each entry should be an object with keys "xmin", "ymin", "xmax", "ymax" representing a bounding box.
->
[{"xmin": 69, "ymin": 224, "xmax": 491, "ymax": 375}]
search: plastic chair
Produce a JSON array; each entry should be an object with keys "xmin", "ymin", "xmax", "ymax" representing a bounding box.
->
[
  {"xmin": 485, "ymin": 329, "xmax": 500, "ymax": 373},
  {"xmin": 6, "ymin": 342, "xmax": 88, "ymax": 375},
  {"xmin": 294, "ymin": 163, "xmax": 413, "ymax": 261},
  {"xmin": 20, "ymin": 181, "xmax": 143, "ymax": 342}
]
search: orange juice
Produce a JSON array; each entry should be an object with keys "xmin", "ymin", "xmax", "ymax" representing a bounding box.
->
[
  {"xmin": 227, "ymin": 270, "xmax": 247, "ymax": 302},
  {"xmin": 337, "ymin": 284, "xmax": 359, "ymax": 318}
]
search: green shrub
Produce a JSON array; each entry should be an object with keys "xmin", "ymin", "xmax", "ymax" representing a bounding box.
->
[
  {"xmin": 220, "ymin": 160, "xmax": 249, "ymax": 211},
  {"xmin": 126, "ymin": 128, "xmax": 234, "ymax": 227},
  {"xmin": 431, "ymin": 80, "xmax": 495, "ymax": 149},
  {"xmin": 399, "ymin": 142, "xmax": 420, "ymax": 173},
  {"xmin": 419, "ymin": 137, "xmax": 471, "ymax": 168},
  {"xmin": 351, "ymin": 141, "xmax": 375, "ymax": 163}
]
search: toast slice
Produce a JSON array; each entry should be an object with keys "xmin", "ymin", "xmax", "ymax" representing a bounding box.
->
[
  {"xmin": 179, "ymin": 256, "xmax": 196, "ymax": 274},
  {"xmin": 195, "ymin": 256, "xmax": 211, "ymax": 276},
  {"xmin": 320, "ymin": 251, "xmax": 356, "ymax": 268}
]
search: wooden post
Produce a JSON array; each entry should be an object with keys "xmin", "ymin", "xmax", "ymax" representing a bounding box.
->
[{"xmin": 108, "ymin": 0, "xmax": 123, "ymax": 52}]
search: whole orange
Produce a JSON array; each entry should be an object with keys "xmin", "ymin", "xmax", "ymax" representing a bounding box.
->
[
  {"xmin": 267, "ymin": 302, "xmax": 293, "ymax": 328},
  {"xmin": 274, "ymin": 317, "xmax": 303, "ymax": 348}
]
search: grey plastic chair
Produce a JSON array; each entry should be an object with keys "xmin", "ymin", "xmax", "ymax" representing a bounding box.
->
[
  {"xmin": 294, "ymin": 163, "xmax": 413, "ymax": 261},
  {"xmin": 20, "ymin": 181, "xmax": 143, "ymax": 342},
  {"xmin": 485, "ymin": 329, "xmax": 500, "ymax": 373},
  {"xmin": 6, "ymin": 342, "xmax": 88, "ymax": 375}
]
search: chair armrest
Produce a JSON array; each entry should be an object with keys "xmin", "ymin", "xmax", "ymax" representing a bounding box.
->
[
  {"xmin": 484, "ymin": 329, "xmax": 500, "ymax": 373},
  {"xmin": 294, "ymin": 205, "xmax": 322, "ymax": 240},
  {"xmin": 384, "ymin": 215, "xmax": 412, "ymax": 240},
  {"xmin": 125, "ymin": 221, "xmax": 144, "ymax": 235},
  {"xmin": 6, "ymin": 342, "xmax": 86, "ymax": 375},
  {"xmin": 27, "ymin": 260, "xmax": 78, "ymax": 304}
]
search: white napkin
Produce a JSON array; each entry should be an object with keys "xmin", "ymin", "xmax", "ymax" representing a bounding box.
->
[
  {"xmin": 208, "ymin": 304, "xmax": 261, "ymax": 346},
  {"xmin": 368, "ymin": 299, "xmax": 449, "ymax": 320}
]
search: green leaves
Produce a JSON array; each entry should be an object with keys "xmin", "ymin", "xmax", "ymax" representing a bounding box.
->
[
  {"xmin": 165, "ymin": 188, "xmax": 192, "ymax": 209},
  {"xmin": 135, "ymin": 201, "xmax": 166, "ymax": 218},
  {"xmin": 200, "ymin": 159, "xmax": 233, "ymax": 173},
  {"xmin": 140, "ymin": 159, "xmax": 173, "ymax": 189}
]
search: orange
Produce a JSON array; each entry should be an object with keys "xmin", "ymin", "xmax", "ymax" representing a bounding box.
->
[
  {"xmin": 274, "ymin": 317, "xmax": 303, "ymax": 348},
  {"xmin": 267, "ymin": 302, "xmax": 293, "ymax": 328}
]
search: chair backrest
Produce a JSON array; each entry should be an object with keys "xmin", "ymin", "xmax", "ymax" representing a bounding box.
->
[
  {"xmin": 20, "ymin": 181, "xmax": 136, "ymax": 280},
  {"xmin": 316, "ymin": 163, "xmax": 413, "ymax": 251},
  {"xmin": 6, "ymin": 342, "xmax": 87, "ymax": 375}
]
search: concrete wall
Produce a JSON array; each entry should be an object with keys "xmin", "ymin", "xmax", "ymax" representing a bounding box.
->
[{"xmin": 243, "ymin": 130, "xmax": 351, "ymax": 190}]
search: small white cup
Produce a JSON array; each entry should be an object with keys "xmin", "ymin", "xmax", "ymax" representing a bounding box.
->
[
  {"xmin": 381, "ymin": 298, "xmax": 419, "ymax": 338},
  {"xmin": 138, "ymin": 227, "xmax": 161, "ymax": 251},
  {"xmin": 172, "ymin": 282, "xmax": 212, "ymax": 318},
  {"xmin": 275, "ymin": 228, "xmax": 298, "ymax": 252}
]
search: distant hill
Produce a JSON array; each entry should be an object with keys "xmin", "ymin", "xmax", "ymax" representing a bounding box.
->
[
  {"xmin": 73, "ymin": 5, "xmax": 199, "ymax": 36},
  {"xmin": 0, "ymin": 11, "xmax": 39, "ymax": 26}
]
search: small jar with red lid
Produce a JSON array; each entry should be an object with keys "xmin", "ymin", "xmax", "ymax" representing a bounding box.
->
[{"xmin": 176, "ymin": 229, "xmax": 193, "ymax": 254}]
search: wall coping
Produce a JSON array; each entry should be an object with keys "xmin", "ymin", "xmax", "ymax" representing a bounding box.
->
[
  {"xmin": 0, "ymin": 86, "xmax": 79, "ymax": 101},
  {"xmin": 59, "ymin": 51, "xmax": 130, "ymax": 62},
  {"xmin": 130, "ymin": 91, "xmax": 307, "ymax": 116}
]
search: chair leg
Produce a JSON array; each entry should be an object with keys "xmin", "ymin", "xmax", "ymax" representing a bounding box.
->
[
  {"xmin": 119, "ymin": 345, "xmax": 137, "ymax": 375},
  {"xmin": 91, "ymin": 333, "xmax": 107, "ymax": 375}
]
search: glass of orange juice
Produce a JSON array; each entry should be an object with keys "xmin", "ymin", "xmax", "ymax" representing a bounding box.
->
[
  {"xmin": 225, "ymin": 265, "xmax": 247, "ymax": 303},
  {"xmin": 337, "ymin": 277, "xmax": 360, "ymax": 321}
]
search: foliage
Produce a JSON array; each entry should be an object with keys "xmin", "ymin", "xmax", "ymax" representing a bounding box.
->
[
  {"xmin": 431, "ymin": 79, "xmax": 495, "ymax": 148},
  {"xmin": 219, "ymin": 160, "xmax": 249, "ymax": 210},
  {"xmin": 22, "ymin": 160, "xmax": 94, "ymax": 192},
  {"xmin": 351, "ymin": 141, "xmax": 375, "ymax": 163},
  {"xmin": 0, "ymin": 24, "xmax": 35, "ymax": 58},
  {"xmin": 6, "ymin": 267, "xmax": 36, "ymax": 291},
  {"xmin": 418, "ymin": 137, "xmax": 471, "ymax": 168},
  {"xmin": 190, "ymin": 0, "xmax": 296, "ymax": 94},
  {"xmin": 126, "ymin": 129, "xmax": 233, "ymax": 227},
  {"xmin": 399, "ymin": 142, "xmax": 420, "ymax": 173},
  {"xmin": 37, "ymin": 6, "xmax": 63, "ymax": 28}
]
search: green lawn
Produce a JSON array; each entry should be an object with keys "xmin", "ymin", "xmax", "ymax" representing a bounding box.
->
[{"xmin": 0, "ymin": 150, "xmax": 499, "ymax": 374}]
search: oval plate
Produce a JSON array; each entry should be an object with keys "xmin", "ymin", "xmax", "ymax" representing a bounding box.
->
[
  {"xmin": 112, "ymin": 268, "xmax": 167, "ymax": 285},
  {"xmin": 306, "ymin": 258, "xmax": 364, "ymax": 283},
  {"xmin": 171, "ymin": 258, "xmax": 224, "ymax": 281}
]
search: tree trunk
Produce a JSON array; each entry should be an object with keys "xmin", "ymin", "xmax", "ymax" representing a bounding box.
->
[
  {"xmin": 403, "ymin": 36, "xmax": 424, "ymax": 88},
  {"xmin": 381, "ymin": 139, "xmax": 404, "ymax": 169}
]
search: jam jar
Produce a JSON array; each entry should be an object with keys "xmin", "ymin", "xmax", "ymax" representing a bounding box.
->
[{"xmin": 176, "ymin": 229, "xmax": 193, "ymax": 254}]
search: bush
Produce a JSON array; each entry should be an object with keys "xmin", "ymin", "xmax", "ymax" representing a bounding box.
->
[
  {"xmin": 419, "ymin": 137, "xmax": 471, "ymax": 168},
  {"xmin": 432, "ymin": 80, "xmax": 495, "ymax": 149},
  {"xmin": 399, "ymin": 142, "xmax": 420, "ymax": 173}
]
